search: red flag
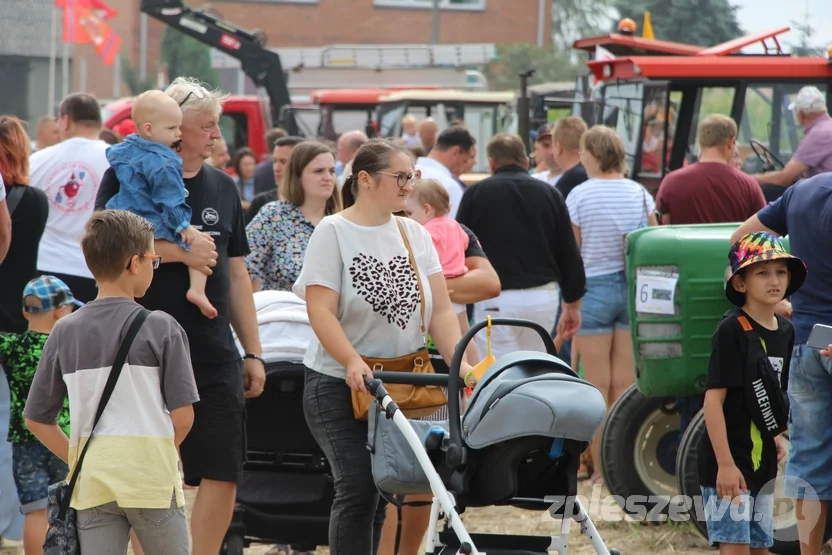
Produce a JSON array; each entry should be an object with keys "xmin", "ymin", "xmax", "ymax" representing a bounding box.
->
[
  {"xmin": 55, "ymin": 0, "xmax": 117, "ymax": 19},
  {"xmin": 63, "ymin": 2, "xmax": 122, "ymax": 65}
]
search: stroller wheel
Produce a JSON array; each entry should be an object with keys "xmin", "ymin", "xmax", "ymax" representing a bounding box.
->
[
  {"xmin": 609, "ymin": 550, "xmax": 621, "ymax": 555},
  {"xmin": 221, "ymin": 533, "xmax": 245, "ymax": 555}
]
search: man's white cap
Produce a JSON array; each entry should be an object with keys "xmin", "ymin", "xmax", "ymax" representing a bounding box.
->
[{"xmin": 789, "ymin": 86, "xmax": 827, "ymax": 113}]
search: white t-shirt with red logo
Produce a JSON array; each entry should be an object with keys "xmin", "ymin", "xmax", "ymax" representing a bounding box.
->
[{"xmin": 30, "ymin": 137, "xmax": 111, "ymax": 279}]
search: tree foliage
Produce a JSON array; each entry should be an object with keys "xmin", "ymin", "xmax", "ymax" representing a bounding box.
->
[
  {"xmin": 613, "ymin": 0, "xmax": 744, "ymax": 47},
  {"xmin": 552, "ymin": 0, "xmax": 617, "ymax": 53},
  {"xmin": 485, "ymin": 44, "xmax": 581, "ymax": 91},
  {"xmin": 160, "ymin": 27, "xmax": 220, "ymax": 89},
  {"xmin": 790, "ymin": 13, "xmax": 825, "ymax": 57}
]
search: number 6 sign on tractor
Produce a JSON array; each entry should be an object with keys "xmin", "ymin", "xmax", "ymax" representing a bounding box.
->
[{"xmin": 635, "ymin": 269, "xmax": 679, "ymax": 315}]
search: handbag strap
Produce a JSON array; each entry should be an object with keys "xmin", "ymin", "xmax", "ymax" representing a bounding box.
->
[
  {"xmin": 6, "ymin": 186, "xmax": 24, "ymax": 217},
  {"xmin": 395, "ymin": 218, "xmax": 427, "ymax": 341},
  {"xmin": 57, "ymin": 308, "xmax": 151, "ymax": 519}
]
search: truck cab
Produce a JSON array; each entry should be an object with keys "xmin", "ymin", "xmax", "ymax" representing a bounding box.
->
[
  {"xmin": 376, "ymin": 89, "xmax": 516, "ymax": 174},
  {"xmin": 102, "ymin": 95, "xmax": 273, "ymax": 162},
  {"xmin": 580, "ymin": 27, "xmax": 832, "ymax": 196}
]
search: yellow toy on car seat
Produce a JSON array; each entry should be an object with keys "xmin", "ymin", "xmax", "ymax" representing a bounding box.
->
[{"xmin": 464, "ymin": 315, "xmax": 497, "ymax": 399}]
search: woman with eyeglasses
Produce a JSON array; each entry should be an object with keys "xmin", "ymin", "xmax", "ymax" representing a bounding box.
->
[
  {"xmin": 245, "ymin": 140, "xmax": 342, "ymax": 293},
  {"xmin": 292, "ymin": 138, "xmax": 472, "ymax": 555}
]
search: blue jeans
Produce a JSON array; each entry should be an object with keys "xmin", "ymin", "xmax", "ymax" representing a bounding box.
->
[
  {"xmin": 700, "ymin": 486, "xmax": 774, "ymax": 548},
  {"xmin": 13, "ymin": 441, "xmax": 69, "ymax": 513},
  {"xmin": 0, "ymin": 368, "xmax": 23, "ymax": 540},
  {"xmin": 577, "ymin": 271, "xmax": 630, "ymax": 336},
  {"xmin": 784, "ymin": 344, "xmax": 832, "ymax": 499},
  {"xmin": 302, "ymin": 370, "xmax": 387, "ymax": 555}
]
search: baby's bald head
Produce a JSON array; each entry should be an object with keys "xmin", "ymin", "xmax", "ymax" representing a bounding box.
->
[{"xmin": 131, "ymin": 90, "xmax": 183, "ymax": 148}]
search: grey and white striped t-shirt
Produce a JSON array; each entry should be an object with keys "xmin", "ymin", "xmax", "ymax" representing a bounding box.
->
[{"xmin": 566, "ymin": 178, "xmax": 655, "ymax": 278}]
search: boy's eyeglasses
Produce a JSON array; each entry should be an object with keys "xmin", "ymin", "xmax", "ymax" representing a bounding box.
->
[
  {"xmin": 178, "ymin": 86, "xmax": 207, "ymax": 107},
  {"xmin": 126, "ymin": 253, "xmax": 162, "ymax": 270},
  {"xmin": 376, "ymin": 171, "xmax": 418, "ymax": 188}
]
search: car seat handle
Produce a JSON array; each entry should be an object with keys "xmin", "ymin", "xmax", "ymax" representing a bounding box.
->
[{"xmin": 446, "ymin": 318, "xmax": 559, "ymax": 469}]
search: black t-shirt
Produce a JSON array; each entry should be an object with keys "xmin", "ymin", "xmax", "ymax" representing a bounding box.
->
[
  {"xmin": 697, "ymin": 309, "xmax": 794, "ymax": 493},
  {"xmin": 95, "ymin": 165, "xmax": 250, "ymax": 370},
  {"xmin": 245, "ymin": 189, "xmax": 278, "ymax": 225},
  {"xmin": 0, "ymin": 186, "xmax": 49, "ymax": 334},
  {"xmin": 456, "ymin": 165, "xmax": 585, "ymax": 301},
  {"xmin": 428, "ymin": 224, "xmax": 486, "ymax": 375},
  {"xmin": 555, "ymin": 163, "xmax": 588, "ymax": 200}
]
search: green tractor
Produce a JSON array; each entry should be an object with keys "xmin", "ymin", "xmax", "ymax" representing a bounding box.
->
[{"xmin": 601, "ymin": 224, "xmax": 832, "ymax": 555}]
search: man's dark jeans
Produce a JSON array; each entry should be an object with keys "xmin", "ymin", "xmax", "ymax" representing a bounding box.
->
[{"xmin": 303, "ymin": 369, "xmax": 387, "ymax": 555}]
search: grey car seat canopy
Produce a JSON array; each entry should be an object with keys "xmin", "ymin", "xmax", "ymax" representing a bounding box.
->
[{"xmin": 462, "ymin": 352, "xmax": 606, "ymax": 449}]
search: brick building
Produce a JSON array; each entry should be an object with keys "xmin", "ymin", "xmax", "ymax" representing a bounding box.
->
[{"xmin": 74, "ymin": 0, "xmax": 552, "ymax": 101}]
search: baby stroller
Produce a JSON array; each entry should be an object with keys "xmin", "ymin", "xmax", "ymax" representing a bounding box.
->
[
  {"xmin": 365, "ymin": 318, "xmax": 619, "ymax": 555},
  {"xmin": 224, "ymin": 291, "xmax": 333, "ymax": 555}
]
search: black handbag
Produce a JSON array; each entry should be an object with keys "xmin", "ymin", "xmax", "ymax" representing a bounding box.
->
[
  {"xmin": 735, "ymin": 313, "xmax": 790, "ymax": 439},
  {"xmin": 43, "ymin": 309, "xmax": 151, "ymax": 555}
]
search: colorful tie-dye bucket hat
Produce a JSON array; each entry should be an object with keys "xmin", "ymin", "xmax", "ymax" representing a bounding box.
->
[{"xmin": 726, "ymin": 232, "xmax": 807, "ymax": 307}]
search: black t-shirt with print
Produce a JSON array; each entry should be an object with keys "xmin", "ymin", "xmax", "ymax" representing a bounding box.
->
[
  {"xmin": 428, "ymin": 223, "xmax": 487, "ymax": 375},
  {"xmin": 95, "ymin": 165, "xmax": 250, "ymax": 372},
  {"xmin": 697, "ymin": 309, "xmax": 794, "ymax": 493}
]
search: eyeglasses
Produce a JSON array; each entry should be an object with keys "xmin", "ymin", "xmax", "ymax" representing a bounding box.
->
[
  {"xmin": 377, "ymin": 171, "xmax": 418, "ymax": 188},
  {"xmin": 178, "ymin": 86, "xmax": 206, "ymax": 107},
  {"xmin": 126, "ymin": 253, "xmax": 162, "ymax": 270}
]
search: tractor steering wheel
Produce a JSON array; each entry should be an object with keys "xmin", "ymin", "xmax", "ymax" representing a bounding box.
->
[{"xmin": 749, "ymin": 140, "xmax": 786, "ymax": 172}]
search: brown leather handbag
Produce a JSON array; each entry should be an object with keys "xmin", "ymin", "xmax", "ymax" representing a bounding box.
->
[{"xmin": 351, "ymin": 219, "xmax": 448, "ymax": 421}]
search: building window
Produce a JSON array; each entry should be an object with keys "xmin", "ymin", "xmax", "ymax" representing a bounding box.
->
[{"xmin": 374, "ymin": 0, "xmax": 486, "ymax": 11}]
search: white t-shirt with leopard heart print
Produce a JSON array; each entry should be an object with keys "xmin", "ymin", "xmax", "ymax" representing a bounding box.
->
[{"xmin": 293, "ymin": 214, "xmax": 443, "ymax": 380}]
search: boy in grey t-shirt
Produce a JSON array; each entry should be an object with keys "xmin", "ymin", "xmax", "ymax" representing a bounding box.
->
[{"xmin": 24, "ymin": 209, "xmax": 199, "ymax": 555}]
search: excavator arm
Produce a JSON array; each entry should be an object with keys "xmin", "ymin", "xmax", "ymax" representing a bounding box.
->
[{"xmin": 140, "ymin": 0, "xmax": 299, "ymax": 135}]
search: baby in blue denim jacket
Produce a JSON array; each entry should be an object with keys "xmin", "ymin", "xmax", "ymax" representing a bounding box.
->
[{"xmin": 105, "ymin": 90, "xmax": 217, "ymax": 318}]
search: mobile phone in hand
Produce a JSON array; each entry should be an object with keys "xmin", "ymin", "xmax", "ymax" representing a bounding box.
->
[{"xmin": 807, "ymin": 324, "xmax": 832, "ymax": 350}]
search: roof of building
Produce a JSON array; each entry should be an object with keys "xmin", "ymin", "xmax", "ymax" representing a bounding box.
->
[{"xmin": 0, "ymin": 0, "xmax": 62, "ymax": 58}]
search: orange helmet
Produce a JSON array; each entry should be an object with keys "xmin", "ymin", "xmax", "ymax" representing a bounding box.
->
[{"xmin": 618, "ymin": 18, "xmax": 637, "ymax": 35}]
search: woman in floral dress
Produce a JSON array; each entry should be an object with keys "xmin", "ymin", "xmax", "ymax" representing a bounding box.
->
[{"xmin": 245, "ymin": 141, "xmax": 343, "ymax": 292}]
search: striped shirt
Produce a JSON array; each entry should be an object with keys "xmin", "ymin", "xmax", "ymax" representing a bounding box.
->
[
  {"xmin": 566, "ymin": 178, "xmax": 655, "ymax": 278},
  {"xmin": 24, "ymin": 297, "xmax": 199, "ymax": 511}
]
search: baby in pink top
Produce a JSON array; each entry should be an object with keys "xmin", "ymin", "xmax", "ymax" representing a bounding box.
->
[{"xmin": 406, "ymin": 179, "xmax": 479, "ymax": 363}]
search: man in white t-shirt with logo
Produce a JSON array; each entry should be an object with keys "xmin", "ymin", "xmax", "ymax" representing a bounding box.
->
[
  {"xmin": 415, "ymin": 126, "xmax": 476, "ymax": 220},
  {"xmin": 30, "ymin": 93, "xmax": 110, "ymax": 302}
]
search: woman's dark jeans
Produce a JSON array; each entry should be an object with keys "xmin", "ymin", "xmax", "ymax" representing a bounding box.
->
[{"xmin": 303, "ymin": 369, "xmax": 388, "ymax": 555}]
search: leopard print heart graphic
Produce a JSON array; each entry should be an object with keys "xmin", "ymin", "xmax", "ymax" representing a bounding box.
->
[{"xmin": 349, "ymin": 253, "xmax": 420, "ymax": 330}]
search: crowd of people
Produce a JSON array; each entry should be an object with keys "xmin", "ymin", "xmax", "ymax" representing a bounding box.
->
[{"xmin": 0, "ymin": 75, "xmax": 830, "ymax": 555}]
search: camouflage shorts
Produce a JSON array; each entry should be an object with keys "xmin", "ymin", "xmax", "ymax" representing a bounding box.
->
[{"xmin": 12, "ymin": 441, "xmax": 69, "ymax": 513}]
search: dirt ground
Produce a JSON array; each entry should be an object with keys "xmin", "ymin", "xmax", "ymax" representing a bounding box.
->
[
  {"xmin": 4, "ymin": 481, "xmax": 832, "ymax": 555},
  {"xmin": 0, "ymin": 481, "xmax": 716, "ymax": 555}
]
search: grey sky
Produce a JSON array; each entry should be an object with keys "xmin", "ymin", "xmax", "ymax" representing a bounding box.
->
[{"xmin": 733, "ymin": 0, "xmax": 832, "ymax": 50}]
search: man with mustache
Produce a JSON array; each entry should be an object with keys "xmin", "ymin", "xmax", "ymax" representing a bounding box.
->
[{"xmin": 104, "ymin": 89, "xmax": 218, "ymax": 319}]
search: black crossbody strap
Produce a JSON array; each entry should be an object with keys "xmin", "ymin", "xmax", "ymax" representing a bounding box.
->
[
  {"xmin": 57, "ymin": 308, "xmax": 151, "ymax": 519},
  {"xmin": 6, "ymin": 186, "xmax": 24, "ymax": 217}
]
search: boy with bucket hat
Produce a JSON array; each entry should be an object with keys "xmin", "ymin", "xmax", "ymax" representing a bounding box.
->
[
  {"xmin": 697, "ymin": 231, "xmax": 807, "ymax": 552},
  {"xmin": 0, "ymin": 276, "xmax": 81, "ymax": 553}
]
